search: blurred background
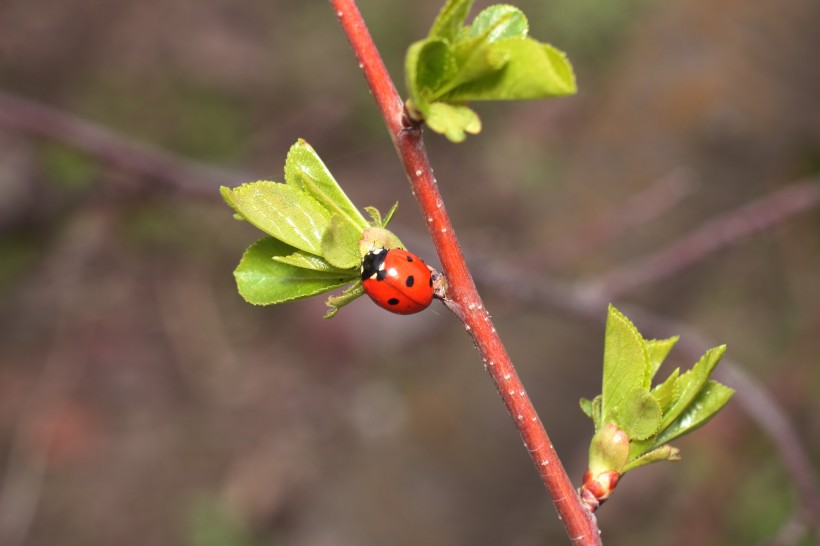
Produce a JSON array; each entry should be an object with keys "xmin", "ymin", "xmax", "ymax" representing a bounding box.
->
[{"xmin": 1, "ymin": 0, "xmax": 819, "ymax": 545}]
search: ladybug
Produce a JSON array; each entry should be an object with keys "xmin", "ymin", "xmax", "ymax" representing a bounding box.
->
[{"xmin": 361, "ymin": 248, "xmax": 434, "ymax": 314}]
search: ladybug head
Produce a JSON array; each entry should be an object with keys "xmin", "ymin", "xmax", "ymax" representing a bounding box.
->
[{"xmin": 360, "ymin": 248, "xmax": 388, "ymax": 281}]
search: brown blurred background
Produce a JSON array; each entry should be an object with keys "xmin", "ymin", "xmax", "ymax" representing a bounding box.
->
[{"xmin": 1, "ymin": 0, "xmax": 819, "ymax": 545}]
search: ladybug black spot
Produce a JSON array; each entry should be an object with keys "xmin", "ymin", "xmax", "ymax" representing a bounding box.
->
[
  {"xmin": 429, "ymin": 277, "xmax": 433, "ymax": 287},
  {"xmin": 406, "ymin": 255, "xmax": 413, "ymax": 262},
  {"xmin": 387, "ymin": 298, "xmax": 400, "ymax": 306},
  {"xmin": 405, "ymin": 275, "xmax": 415, "ymax": 288}
]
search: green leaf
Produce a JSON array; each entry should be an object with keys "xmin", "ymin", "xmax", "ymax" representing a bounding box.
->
[
  {"xmin": 613, "ymin": 387, "xmax": 662, "ymax": 441},
  {"xmin": 655, "ymin": 380, "xmax": 734, "ymax": 445},
  {"xmin": 407, "ymin": 39, "xmax": 456, "ymax": 105},
  {"xmin": 325, "ymin": 281, "xmax": 365, "ymax": 319},
  {"xmin": 580, "ymin": 395, "xmax": 603, "ymax": 431},
  {"xmin": 469, "ymin": 5, "xmax": 528, "ymax": 42},
  {"xmin": 646, "ymin": 336, "xmax": 679, "ymax": 380},
  {"xmin": 405, "ymin": 41, "xmax": 428, "ymax": 113},
  {"xmin": 284, "ymin": 139, "xmax": 368, "ymax": 232},
  {"xmin": 622, "ymin": 444, "xmax": 680, "ymax": 473},
  {"xmin": 601, "ymin": 305, "xmax": 650, "ymax": 424},
  {"xmin": 364, "ymin": 206, "xmax": 383, "ymax": 227},
  {"xmin": 437, "ymin": 35, "xmax": 509, "ymax": 99},
  {"xmin": 580, "ymin": 398, "xmax": 594, "ymax": 419},
  {"xmin": 429, "ymin": 0, "xmax": 475, "ymax": 42},
  {"xmin": 434, "ymin": 5, "xmax": 528, "ymax": 94},
  {"xmin": 321, "ymin": 214, "xmax": 364, "ymax": 269},
  {"xmin": 583, "ymin": 307, "xmax": 733, "ymax": 490},
  {"xmin": 446, "ymin": 5, "xmax": 527, "ymax": 80},
  {"xmin": 381, "ymin": 202, "xmax": 399, "ymax": 227},
  {"xmin": 660, "ymin": 345, "xmax": 727, "ymax": 430},
  {"xmin": 272, "ymin": 250, "xmax": 354, "ymax": 273},
  {"xmin": 651, "ymin": 367, "xmax": 681, "ymax": 415},
  {"xmin": 406, "ymin": 1, "xmax": 576, "ymax": 142},
  {"xmin": 590, "ymin": 395, "xmax": 603, "ymax": 431},
  {"xmin": 235, "ymin": 237, "xmax": 353, "ymax": 305},
  {"xmin": 425, "ymin": 102, "xmax": 481, "ymax": 142},
  {"xmin": 221, "ymin": 182, "xmax": 331, "ymax": 255},
  {"xmin": 365, "ymin": 202, "xmax": 400, "ymax": 228},
  {"xmin": 442, "ymin": 38, "xmax": 576, "ymax": 102}
]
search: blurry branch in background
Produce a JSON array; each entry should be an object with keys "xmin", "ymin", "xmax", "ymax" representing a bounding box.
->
[
  {"xmin": 1, "ymin": 88, "xmax": 819, "ymax": 539},
  {"xmin": 584, "ymin": 180, "xmax": 820, "ymax": 299},
  {"xmin": 0, "ymin": 210, "xmax": 113, "ymax": 546},
  {"xmin": 546, "ymin": 167, "xmax": 697, "ymax": 269},
  {"xmin": 0, "ymin": 90, "xmax": 240, "ymax": 198}
]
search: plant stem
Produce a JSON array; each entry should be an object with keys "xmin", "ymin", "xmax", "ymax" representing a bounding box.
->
[{"xmin": 329, "ymin": 1, "xmax": 600, "ymax": 543}]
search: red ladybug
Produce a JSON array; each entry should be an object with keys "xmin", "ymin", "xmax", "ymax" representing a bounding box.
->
[{"xmin": 361, "ymin": 248, "xmax": 433, "ymax": 314}]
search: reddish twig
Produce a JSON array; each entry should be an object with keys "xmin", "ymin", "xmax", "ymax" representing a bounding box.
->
[
  {"xmin": 587, "ymin": 180, "xmax": 820, "ymax": 299},
  {"xmin": 329, "ymin": 1, "xmax": 600, "ymax": 544}
]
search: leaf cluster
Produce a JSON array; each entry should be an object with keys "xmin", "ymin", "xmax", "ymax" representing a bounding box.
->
[
  {"xmin": 220, "ymin": 139, "xmax": 398, "ymax": 317},
  {"xmin": 580, "ymin": 306, "xmax": 734, "ymax": 476},
  {"xmin": 405, "ymin": 0, "xmax": 576, "ymax": 142}
]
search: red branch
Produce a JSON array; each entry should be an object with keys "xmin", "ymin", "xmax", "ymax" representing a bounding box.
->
[{"xmin": 329, "ymin": 1, "xmax": 600, "ymax": 544}]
